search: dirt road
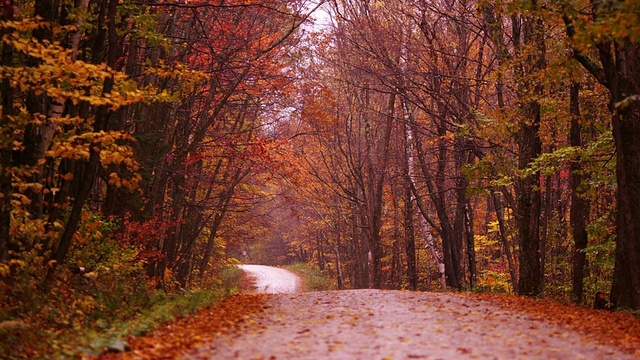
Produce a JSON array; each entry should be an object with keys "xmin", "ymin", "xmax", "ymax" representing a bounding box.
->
[
  {"xmin": 184, "ymin": 290, "xmax": 636, "ymax": 359},
  {"xmin": 237, "ymin": 264, "xmax": 300, "ymax": 294},
  {"xmin": 182, "ymin": 266, "xmax": 636, "ymax": 359}
]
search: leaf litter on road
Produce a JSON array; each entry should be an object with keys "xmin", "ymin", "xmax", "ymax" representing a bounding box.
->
[
  {"xmin": 465, "ymin": 292, "xmax": 640, "ymax": 356},
  {"xmin": 97, "ymin": 291, "xmax": 639, "ymax": 359}
]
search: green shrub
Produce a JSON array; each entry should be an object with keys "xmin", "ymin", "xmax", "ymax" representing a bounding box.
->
[
  {"xmin": 220, "ymin": 265, "xmax": 245, "ymax": 290},
  {"xmin": 284, "ymin": 262, "xmax": 335, "ymax": 291}
]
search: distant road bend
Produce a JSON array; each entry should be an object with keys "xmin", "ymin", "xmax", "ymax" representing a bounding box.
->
[{"xmin": 237, "ymin": 264, "xmax": 300, "ymax": 294}]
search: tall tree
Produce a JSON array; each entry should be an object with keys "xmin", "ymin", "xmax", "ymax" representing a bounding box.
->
[
  {"xmin": 480, "ymin": 0, "xmax": 545, "ymax": 296},
  {"xmin": 569, "ymin": 83, "xmax": 590, "ymax": 303},
  {"xmin": 563, "ymin": 0, "xmax": 640, "ymax": 309}
]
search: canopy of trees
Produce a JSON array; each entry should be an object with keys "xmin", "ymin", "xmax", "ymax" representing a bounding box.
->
[
  {"xmin": 1, "ymin": 1, "xmax": 639, "ymax": 348},
  {"xmin": 266, "ymin": 0, "xmax": 640, "ymax": 310}
]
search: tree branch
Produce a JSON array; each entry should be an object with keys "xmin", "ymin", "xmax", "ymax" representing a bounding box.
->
[{"xmin": 561, "ymin": 13, "xmax": 608, "ymax": 87}]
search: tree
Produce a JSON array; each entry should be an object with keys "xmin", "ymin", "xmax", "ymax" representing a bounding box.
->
[
  {"xmin": 569, "ymin": 83, "xmax": 590, "ymax": 303},
  {"xmin": 480, "ymin": 0, "xmax": 545, "ymax": 297},
  {"xmin": 562, "ymin": 0, "xmax": 640, "ymax": 309}
]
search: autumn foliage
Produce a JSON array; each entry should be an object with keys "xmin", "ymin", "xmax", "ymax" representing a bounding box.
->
[
  {"xmin": 0, "ymin": 0, "xmax": 315, "ymax": 357},
  {"xmin": 1, "ymin": 0, "xmax": 640, "ymax": 357},
  {"xmin": 273, "ymin": 0, "xmax": 640, "ymax": 310}
]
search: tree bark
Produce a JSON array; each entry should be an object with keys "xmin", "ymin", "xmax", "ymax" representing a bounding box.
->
[
  {"xmin": 492, "ymin": 191, "xmax": 519, "ymax": 292},
  {"xmin": 404, "ymin": 158, "xmax": 417, "ymax": 291},
  {"xmin": 515, "ymin": 5, "xmax": 545, "ymax": 297},
  {"xmin": 370, "ymin": 93, "xmax": 396, "ymax": 288},
  {"xmin": 609, "ymin": 66, "xmax": 640, "ymax": 310},
  {"xmin": 516, "ymin": 100, "xmax": 543, "ymax": 297},
  {"xmin": 569, "ymin": 83, "xmax": 590, "ymax": 304},
  {"xmin": 563, "ymin": 1, "xmax": 640, "ymax": 310}
]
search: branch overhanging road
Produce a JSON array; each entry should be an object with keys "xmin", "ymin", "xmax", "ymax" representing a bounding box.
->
[{"xmin": 184, "ymin": 265, "xmax": 637, "ymax": 359}]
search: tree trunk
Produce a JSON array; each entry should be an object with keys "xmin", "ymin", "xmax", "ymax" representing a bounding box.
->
[
  {"xmin": 436, "ymin": 125, "xmax": 464, "ymax": 290},
  {"xmin": 515, "ymin": 6, "xmax": 545, "ymax": 297},
  {"xmin": 492, "ymin": 191, "xmax": 519, "ymax": 292},
  {"xmin": 516, "ymin": 99, "xmax": 543, "ymax": 297},
  {"xmin": 19, "ymin": 0, "xmax": 57, "ymax": 223},
  {"xmin": 368, "ymin": 92, "xmax": 396, "ymax": 289},
  {"xmin": 569, "ymin": 83, "xmax": 590, "ymax": 304},
  {"xmin": 408, "ymin": 114, "xmax": 446, "ymax": 289},
  {"xmin": 610, "ymin": 71, "xmax": 640, "ymax": 310},
  {"xmin": 334, "ymin": 217, "xmax": 345, "ymax": 289},
  {"xmin": 404, "ymin": 171, "xmax": 417, "ymax": 291},
  {"xmin": 464, "ymin": 200, "xmax": 476, "ymax": 289}
]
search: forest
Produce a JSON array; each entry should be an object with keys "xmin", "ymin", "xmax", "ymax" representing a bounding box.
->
[{"xmin": 1, "ymin": 0, "xmax": 639, "ymax": 356}]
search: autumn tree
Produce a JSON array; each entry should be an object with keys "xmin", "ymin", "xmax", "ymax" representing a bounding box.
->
[
  {"xmin": 0, "ymin": 0, "xmax": 146, "ymax": 270},
  {"xmin": 105, "ymin": 0, "xmax": 315, "ymax": 286},
  {"xmin": 288, "ymin": 0, "xmax": 487, "ymax": 291},
  {"xmin": 560, "ymin": 0, "xmax": 640, "ymax": 310},
  {"xmin": 0, "ymin": 0, "xmax": 316, "ymax": 292},
  {"xmin": 477, "ymin": 0, "xmax": 547, "ymax": 296}
]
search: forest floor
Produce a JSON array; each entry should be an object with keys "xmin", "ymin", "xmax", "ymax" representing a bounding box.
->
[{"xmin": 100, "ymin": 267, "xmax": 640, "ymax": 360}]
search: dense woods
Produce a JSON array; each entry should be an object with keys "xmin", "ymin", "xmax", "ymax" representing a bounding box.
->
[
  {"xmin": 272, "ymin": 0, "xmax": 640, "ymax": 309},
  {"xmin": 1, "ymin": 0, "xmax": 639, "ymax": 356}
]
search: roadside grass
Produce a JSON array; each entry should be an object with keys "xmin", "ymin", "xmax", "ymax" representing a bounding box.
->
[
  {"xmin": 1, "ymin": 266, "xmax": 245, "ymax": 359},
  {"xmin": 220, "ymin": 265, "xmax": 245, "ymax": 290},
  {"xmin": 84, "ymin": 266, "xmax": 245, "ymax": 355},
  {"xmin": 80, "ymin": 287, "xmax": 237, "ymax": 357},
  {"xmin": 98, "ymin": 293, "xmax": 270, "ymax": 360},
  {"xmin": 284, "ymin": 262, "xmax": 335, "ymax": 291}
]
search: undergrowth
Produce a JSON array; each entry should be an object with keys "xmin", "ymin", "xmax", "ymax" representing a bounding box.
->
[{"xmin": 1, "ymin": 254, "xmax": 244, "ymax": 359}]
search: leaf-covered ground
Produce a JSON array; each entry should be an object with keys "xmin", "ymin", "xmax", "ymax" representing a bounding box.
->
[
  {"xmin": 96, "ymin": 291, "xmax": 640, "ymax": 359},
  {"xmin": 96, "ymin": 294, "xmax": 270, "ymax": 360},
  {"xmin": 466, "ymin": 293, "xmax": 640, "ymax": 355}
]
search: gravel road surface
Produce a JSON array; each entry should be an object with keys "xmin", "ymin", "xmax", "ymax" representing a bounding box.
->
[{"xmin": 183, "ymin": 266, "xmax": 635, "ymax": 360}]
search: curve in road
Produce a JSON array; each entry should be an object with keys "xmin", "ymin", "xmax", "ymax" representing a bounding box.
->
[{"xmin": 238, "ymin": 264, "xmax": 300, "ymax": 294}]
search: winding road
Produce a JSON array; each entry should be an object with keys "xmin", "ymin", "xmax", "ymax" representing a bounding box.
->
[
  {"xmin": 183, "ymin": 265, "xmax": 637, "ymax": 359},
  {"xmin": 237, "ymin": 264, "xmax": 301, "ymax": 294}
]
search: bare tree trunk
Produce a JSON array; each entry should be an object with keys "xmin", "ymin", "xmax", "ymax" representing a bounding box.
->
[
  {"xmin": 464, "ymin": 200, "xmax": 476, "ymax": 289},
  {"xmin": 334, "ymin": 217, "xmax": 345, "ymax": 289},
  {"xmin": 569, "ymin": 83, "xmax": 590, "ymax": 304},
  {"xmin": 369, "ymin": 93, "xmax": 396, "ymax": 289},
  {"xmin": 492, "ymin": 191, "xmax": 519, "ymax": 292},
  {"xmin": 516, "ymin": 99, "xmax": 543, "ymax": 297},
  {"xmin": 609, "ymin": 70, "xmax": 640, "ymax": 310},
  {"xmin": 515, "ymin": 6, "xmax": 545, "ymax": 297},
  {"xmin": 404, "ymin": 170, "xmax": 417, "ymax": 291},
  {"xmin": 417, "ymin": 208, "xmax": 446, "ymax": 290}
]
